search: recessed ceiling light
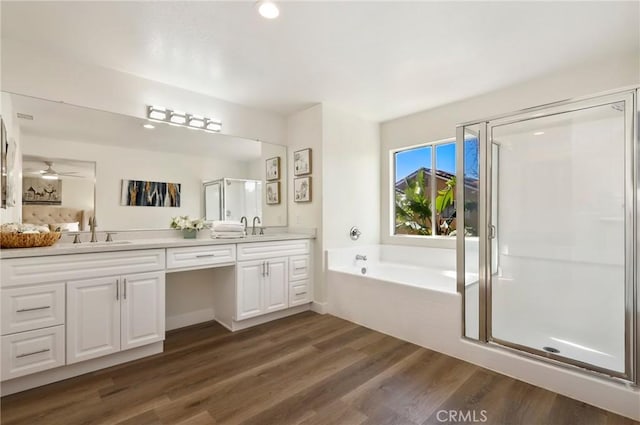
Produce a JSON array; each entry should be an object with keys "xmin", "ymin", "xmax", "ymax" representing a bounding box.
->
[
  {"xmin": 257, "ymin": 1, "xmax": 279, "ymax": 19},
  {"xmin": 533, "ymin": 131, "xmax": 545, "ymax": 136},
  {"xmin": 143, "ymin": 123, "xmax": 155, "ymax": 129}
]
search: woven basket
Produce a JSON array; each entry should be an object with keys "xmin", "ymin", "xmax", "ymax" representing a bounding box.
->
[{"xmin": 0, "ymin": 232, "xmax": 62, "ymax": 249}]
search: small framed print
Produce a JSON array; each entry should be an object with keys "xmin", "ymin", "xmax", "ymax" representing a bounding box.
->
[
  {"xmin": 266, "ymin": 157, "xmax": 280, "ymax": 181},
  {"xmin": 266, "ymin": 181, "xmax": 280, "ymax": 205},
  {"xmin": 293, "ymin": 148, "xmax": 312, "ymax": 176},
  {"xmin": 294, "ymin": 176, "xmax": 312, "ymax": 203}
]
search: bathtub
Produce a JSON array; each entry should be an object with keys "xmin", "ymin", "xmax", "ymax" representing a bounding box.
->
[
  {"xmin": 327, "ymin": 244, "xmax": 458, "ymax": 293},
  {"xmin": 326, "ymin": 244, "xmax": 463, "ymax": 356}
]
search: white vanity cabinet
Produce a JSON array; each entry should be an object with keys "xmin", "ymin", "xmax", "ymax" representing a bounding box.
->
[
  {"xmin": 66, "ymin": 271, "xmax": 165, "ymax": 364},
  {"xmin": 0, "ymin": 249, "xmax": 166, "ymax": 382},
  {"xmin": 1, "ymin": 283, "xmax": 66, "ymax": 380},
  {"xmin": 289, "ymin": 255, "xmax": 312, "ymax": 306},
  {"xmin": 0, "ymin": 238, "xmax": 313, "ymax": 393},
  {"xmin": 235, "ymin": 240, "xmax": 311, "ymax": 322},
  {"xmin": 236, "ymin": 257, "xmax": 288, "ymax": 320}
]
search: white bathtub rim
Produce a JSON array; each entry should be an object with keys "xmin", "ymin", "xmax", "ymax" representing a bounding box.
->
[{"xmin": 328, "ymin": 267, "xmax": 457, "ymax": 295}]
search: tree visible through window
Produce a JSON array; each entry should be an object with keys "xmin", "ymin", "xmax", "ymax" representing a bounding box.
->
[{"xmin": 393, "ymin": 139, "xmax": 479, "ymax": 237}]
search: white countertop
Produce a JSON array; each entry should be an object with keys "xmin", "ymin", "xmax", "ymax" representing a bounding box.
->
[{"xmin": 0, "ymin": 233, "xmax": 313, "ymax": 259}]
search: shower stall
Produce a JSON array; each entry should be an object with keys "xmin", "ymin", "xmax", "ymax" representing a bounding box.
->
[{"xmin": 456, "ymin": 87, "xmax": 638, "ymax": 383}]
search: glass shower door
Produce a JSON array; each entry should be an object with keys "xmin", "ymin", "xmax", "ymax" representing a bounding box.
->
[{"xmin": 488, "ymin": 93, "xmax": 634, "ymax": 377}]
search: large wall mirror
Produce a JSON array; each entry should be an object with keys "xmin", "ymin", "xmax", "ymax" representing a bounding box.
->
[{"xmin": 1, "ymin": 91, "xmax": 287, "ymax": 231}]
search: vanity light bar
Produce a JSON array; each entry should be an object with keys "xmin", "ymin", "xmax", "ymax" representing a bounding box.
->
[{"xmin": 146, "ymin": 105, "xmax": 222, "ymax": 133}]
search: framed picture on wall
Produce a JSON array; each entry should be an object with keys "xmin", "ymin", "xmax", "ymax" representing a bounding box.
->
[
  {"xmin": 293, "ymin": 148, "xmax": 312, "ymax": 176},
  {"xmin": 23, "ymin": 177, "xmax": 62, "ymax": 205},
  {"xmin": 294, "ymin": 176, "xmax": 312, "ymax": 203},
  {"xmin": 265, "ymin": 157, "xmax": 280, "ymax": 181},
  {"xmin": 120, "ymin": 179, "xmax": 181, "ymax": 207},
  {"xmin": 266, "ymin": 181, "xmax": 280, "ymax": 205}
]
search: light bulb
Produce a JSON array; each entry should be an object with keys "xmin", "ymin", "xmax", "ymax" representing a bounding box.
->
[{"xmin": 257, "ymin": 1, "xmax": 279, "ymax": 19}]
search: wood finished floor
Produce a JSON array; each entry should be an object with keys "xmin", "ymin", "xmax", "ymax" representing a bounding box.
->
[{"xmin": 1, "ymin": 312, "xmax": 636, "ymax": 425}]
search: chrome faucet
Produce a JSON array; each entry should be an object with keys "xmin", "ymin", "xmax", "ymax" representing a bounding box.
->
[
  {"xmin": 89, "ymin": 217, "xmax": 98, "ymax": 243},
  {"xmin": 252, "ymin": 216, "xmax": 261, "ymax": 235},
  {"xmin": 356, "ymin": 254, "xmax": 367, "ymax": 261},
  {"xmin": 240, "ymin": 216, "xmax": 248, "ymax": 234}
]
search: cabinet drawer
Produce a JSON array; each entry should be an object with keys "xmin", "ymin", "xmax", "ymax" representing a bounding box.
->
[
  {"xmin": 289, "ymin": 280, "xmax": 311, "ymax": 306},
  {"xmin": 289, "ymin": 255, "xmax": 310, "ymax": 281},
  {"xmin": 1, "ymin": 249, "xmax": 165, "ymax": 287},
  {"xmin": 237, "ymin": 239, "xmax": 310, "ymax": 261},
  {"xmin": 166, "ymin": 245, "xmax": 236, "ymax": 271},
  {"xmin": 1, "ymin": 325, "xmax": 65, "ymax": 381},
  {"xmin": 1, "ymin": 283, "xmax": 65, "ymax": 335}
]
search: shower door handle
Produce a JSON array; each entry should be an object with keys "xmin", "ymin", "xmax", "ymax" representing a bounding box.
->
[{"xmin": 488, "ymin": 225, "xmax": 496, "ymax": 240}]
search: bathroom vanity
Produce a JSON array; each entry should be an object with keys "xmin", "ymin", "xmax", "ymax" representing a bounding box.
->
[{"xmin": 0, "ymin": 234, "xmax": 314, "ymax": 395}]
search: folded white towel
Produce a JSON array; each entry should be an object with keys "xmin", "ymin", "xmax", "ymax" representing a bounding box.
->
[
  {"xmin": 211, "ymin": 220, "xmax": 245, "ymax": 232},
  {"xmin": 211, "ymin": 230, "xmax": 245, "ymax": 239}
]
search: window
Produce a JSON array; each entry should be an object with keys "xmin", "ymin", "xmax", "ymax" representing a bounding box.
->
[{"xmin": 393, "ymin": 139, "xmax": 458, "ymax": 237}]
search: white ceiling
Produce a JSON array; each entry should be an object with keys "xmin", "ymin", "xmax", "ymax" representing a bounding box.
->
[
  {"xmin": 11, "ymin": 94, "xmax": 264, "ymax": 160},
  {"xmin": 2, "ymin": 1, "xmax": 638, "ymax": 121}
]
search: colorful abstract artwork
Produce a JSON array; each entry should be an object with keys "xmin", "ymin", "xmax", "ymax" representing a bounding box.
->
[{"xmin": 120, "ymin": 180, "xmax": 181, "ymax": 207}]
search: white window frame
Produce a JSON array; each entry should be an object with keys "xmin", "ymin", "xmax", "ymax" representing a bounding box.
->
[{"xmin": 390, "ymin": 137, "xmax": 457, "ymax": 248}]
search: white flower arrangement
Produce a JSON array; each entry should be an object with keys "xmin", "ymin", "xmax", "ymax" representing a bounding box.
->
[{"xmin": 170, "ymin": 216, "xmax": 206, "ymax": 231}]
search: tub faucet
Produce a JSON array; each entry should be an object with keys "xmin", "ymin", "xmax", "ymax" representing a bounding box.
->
[
  {"xmin": 89, "ymin": 217, "xmax": 98, "ymax": 243},
  {"xmin": 356, "ymin": 254, "xmax": 367, "ymax": 261},
  {"xmin": 252, "ymin": 216, "xmax": 261, "ymax": 235}
]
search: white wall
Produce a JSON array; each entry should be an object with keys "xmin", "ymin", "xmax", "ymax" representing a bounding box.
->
[
  {"xmin": 22, "ymin": 135, "xmax": 250, "ymax": 230},
  {"xmin": 1, "ymin": 38, "xmax": 285, "ymax": 145},
  {"xmin": 285, "ymin": 104, "xmax": 380, "ymax": 303},
  {"xmin": 380, "ymin": 53, "xmax": 640, "ymax": 247},
  {"xmin": 60, "ymin": 177, "xmax": 94, "ymax": 211},
  {"xmin": 0, "ymin": 92, "xmax": 22, "ymax": 224},
  {"xmin": 322, "ymin": 104, "xmax": 380, "ymax": 249},
  {"xmin": 286, "ymin": 104, "xmax": 324, "ymax": 299}
]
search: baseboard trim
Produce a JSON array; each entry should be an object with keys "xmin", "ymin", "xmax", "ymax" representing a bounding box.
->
[
  {"xmin": 1, "ymin": 342, "xmax": 163, "ymax": 396},
  {"xmin": 166, "ymin": 308, "xmax": 215, "ymax": 331},
  {"xmin": 311, "ymin": 301, "xmax": 328, "ymax": 314},
  {"xmin": 228, "ymin": 304, "xmax": 311, "ymax": 331}
]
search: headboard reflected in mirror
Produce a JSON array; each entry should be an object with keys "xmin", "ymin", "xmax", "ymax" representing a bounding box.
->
[{"xmin": 0, "ymin": 91, "xmax": 288, "ymax": 231}]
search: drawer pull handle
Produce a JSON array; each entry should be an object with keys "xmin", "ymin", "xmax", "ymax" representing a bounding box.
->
[
  {"xmin": 16, "ymin": 348, "xmax": 50, "ymax": 358},
  {"xmin": 296, "ymin": 291, "xmax": 307, "ymax": 295},
  {"xmin": 294, "ymin": 266, "xmax": 306, "ymax": 270},
  {"xmin": 16, "ymin": 306, "xmax": 51, "ymax": 313},
  {"xmin": 196, "ymin": 254, "xmax": 216, "ymax": 258}
]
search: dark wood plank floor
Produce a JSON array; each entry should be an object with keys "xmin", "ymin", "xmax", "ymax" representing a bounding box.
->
[{"xmin": 1, "ymin": 312, "xmax": 636, "ymax": 425}]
